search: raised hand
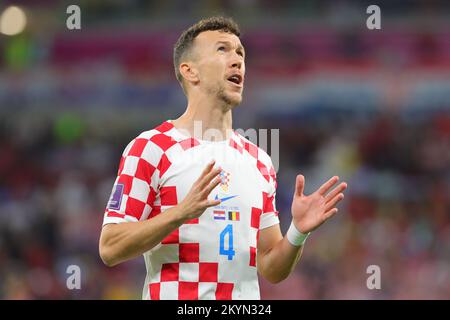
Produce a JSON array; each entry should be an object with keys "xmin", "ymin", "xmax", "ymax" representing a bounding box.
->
[
  {"xmin": 291, "ymin": 175, "xmax": 347, "ymax": 234},
  {"xmin": 177, "ymin": 160, "xmax": 222, "ymax": 222}
]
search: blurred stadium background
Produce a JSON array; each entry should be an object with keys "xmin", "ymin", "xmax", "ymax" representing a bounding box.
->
[{"xmin": 0, "ymin": 0, "xmax": 449, "ymax": 299}]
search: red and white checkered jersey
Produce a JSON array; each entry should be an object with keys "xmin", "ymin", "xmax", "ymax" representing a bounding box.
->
[{"xmin": 103, "ymin": 120, "xmax": 279, "ymax": 300}]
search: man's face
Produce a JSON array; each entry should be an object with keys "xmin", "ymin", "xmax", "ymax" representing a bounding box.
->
[{"xmin": 191, "ymin": 30, "xmax": 245, "ymax": 108}]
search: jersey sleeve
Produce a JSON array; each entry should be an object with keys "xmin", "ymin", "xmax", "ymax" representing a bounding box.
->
[
  {"xmin": 103, "ymin": 135, "xmax": 161, "ymax": 226},
  {"xmin": 259, "ymin": 162, "xmax": 280, "ymax": 230}
]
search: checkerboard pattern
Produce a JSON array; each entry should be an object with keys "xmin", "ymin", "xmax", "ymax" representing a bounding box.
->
[
  {"xmin": 229, "ymin": 134, "xmax": 279, "ymax": 269},
  {"xmin": 104, "ymin": 122, "xmax": 184, "ymax": 222},
  {"xmin": 229, "ymin": 132, "xmax": 277, "ymax": 188},
  {"xmin": 149, "ymin": 259, "xmax": 235, "ymax": 300},
  {"xmin": 104, "ymin": 121, "xmax": 280, "ymax": 300}
]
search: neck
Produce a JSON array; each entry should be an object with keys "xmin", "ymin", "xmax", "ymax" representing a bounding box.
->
[{"xmin": 171, "ymin": 93, "xmax": 234, "ymax": 142}]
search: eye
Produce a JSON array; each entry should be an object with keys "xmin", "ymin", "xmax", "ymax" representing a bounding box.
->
[{"xmin": 218, "ymin": 46, "xmax": 225, "ymax": 51}]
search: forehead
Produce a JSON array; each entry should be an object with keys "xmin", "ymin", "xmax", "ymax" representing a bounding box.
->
[{"xmin": 194, "ymin": 30, "xmax": 243, "ymax": 48}]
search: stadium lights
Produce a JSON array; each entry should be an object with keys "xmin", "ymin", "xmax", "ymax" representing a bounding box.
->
[{"xmin": 0, "ymin": 5, "xmax": 27, "ymax": 36}]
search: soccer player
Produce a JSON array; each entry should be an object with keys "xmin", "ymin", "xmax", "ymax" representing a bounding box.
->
[{"xmin": 99, "ymin": 16, "xmax": 347, "ymax": 300}]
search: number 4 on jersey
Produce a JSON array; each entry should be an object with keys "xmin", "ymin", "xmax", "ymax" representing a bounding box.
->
[{"xmin": 219, "ymin": 224, "xmax": 235, "ymax": 260}]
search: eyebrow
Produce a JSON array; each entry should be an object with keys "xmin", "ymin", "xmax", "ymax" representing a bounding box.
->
[{"xmin": 215, "ymin": 40, "xmax": 245, "ymax": 54}]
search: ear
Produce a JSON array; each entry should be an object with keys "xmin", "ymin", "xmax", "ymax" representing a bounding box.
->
[{"xmin": 179, "ymin": 62, "xmax": 199, "ymax": 85}]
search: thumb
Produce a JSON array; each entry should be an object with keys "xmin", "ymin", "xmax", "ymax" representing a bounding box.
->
[{"xmin": 295, "ymin": 175, "xmax": 305, "ymax": 197}]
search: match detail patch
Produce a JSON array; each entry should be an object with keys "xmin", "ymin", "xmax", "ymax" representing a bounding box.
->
[{"xmin": 107, "ymin": 183, "xmax": 124, "ymax": 210}]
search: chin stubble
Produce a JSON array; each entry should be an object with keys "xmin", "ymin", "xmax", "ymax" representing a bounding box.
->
[{"xmin": 217, "ymin": 85, "xmax": 241, "ymax": 109}]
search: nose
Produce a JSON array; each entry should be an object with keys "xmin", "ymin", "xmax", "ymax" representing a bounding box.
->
[
  {"xmin": 231, "ymin": 58, "xmax": 242, "ymax": 70},
  {"xmin": 230, "ymin": 50, "xmax": 243, "ymax": 70}
]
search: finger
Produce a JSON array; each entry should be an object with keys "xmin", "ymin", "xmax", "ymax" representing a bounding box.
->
[
  {"xmin": 203, "ymin": 176, "xmax": 222, "ymax": 197},
  {"xmin": 203, "ymin": 198, "xmax": 222, "ymax": 208},
  {"xmin": 325, "ymin": 182, "xmax": 347, "ymax": 201},
  {"xmin": 325, "ymin": 193, "xmax": 344, "ymax": 212},
  {"xmin": 322, "ymin": 208, "xmax": 338, "ymax": 221},
  {"xmin": 318, "ymin": 176, "xmax": 339, "ymax": 196},
  {"xmin": 197, "ymin": 159, "xmax": 216, "ymax": 180},
  {"xmin": 295, "ymin": 175, "xmax": 305, "ymax": 197},
  {"xmin": 199, "ymin": 167, "xmax": 222, "ymax": 190}
]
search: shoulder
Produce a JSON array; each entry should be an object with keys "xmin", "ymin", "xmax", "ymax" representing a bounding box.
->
[
  {"xmin": 233, "ymin": 131, "xmax": 277, "ymax": 184},
  {"xmin": 120, "ymin": 121, "xmax": 182, "ymax": 167},
  {"xmin": 233, "ymin": 131, "xmax": 274, "ymax": 169}
]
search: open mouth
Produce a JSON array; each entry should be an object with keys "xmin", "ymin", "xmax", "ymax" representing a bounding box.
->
[{"xmin": 227, "ymin": 74, "xmax": 243, "ymax": 86}]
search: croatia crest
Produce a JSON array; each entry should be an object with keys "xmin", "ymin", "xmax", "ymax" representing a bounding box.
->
[{"xmin": 219, "ymin": 170, "xmax": 231, "ymax": 193}]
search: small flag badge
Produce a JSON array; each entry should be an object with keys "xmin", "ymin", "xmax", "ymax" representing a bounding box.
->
[
  {"xmin": 213, "ymin": 210, "xmax": 226, "ymax": 220},
  {"xmin": 228, "ymin": 211, "xmax": 240, "ymax": 221}
]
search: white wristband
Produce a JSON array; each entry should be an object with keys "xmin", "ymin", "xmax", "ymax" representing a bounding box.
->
[{"xmin": 286, "ymin": 222, "xmax": 310, "ymax": 246}]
